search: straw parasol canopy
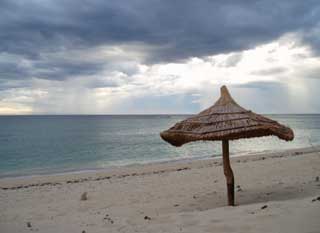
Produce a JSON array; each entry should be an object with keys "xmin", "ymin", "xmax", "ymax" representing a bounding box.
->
[
  {"xmin": 161, "ymin": 86, "xmax": 293, "ymax": 147},
  {"xmin": 160, "ymin": 85, "xmax": 294, "ymax": 206}
]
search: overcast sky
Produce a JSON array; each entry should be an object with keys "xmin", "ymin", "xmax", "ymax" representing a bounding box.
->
[{"xmin": 0, "ymin": 0, "xmax": 319, "ymax": 114}]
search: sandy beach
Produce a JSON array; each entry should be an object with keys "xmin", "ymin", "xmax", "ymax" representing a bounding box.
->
[{"xmin": 1, "ymin": 147, "xmax": 320, "ymax": 233}]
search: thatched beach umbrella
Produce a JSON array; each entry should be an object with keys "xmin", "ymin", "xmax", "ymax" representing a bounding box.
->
[{"xmin": 160, "ymin": 85, "xmax": 294, "ymax": 206}]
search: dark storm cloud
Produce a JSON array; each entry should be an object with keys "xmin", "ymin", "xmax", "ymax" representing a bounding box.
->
[
  {"xmin": 0, "ymin": 79, "xmax": 31, "ymax": 91},
  {"xmin": 0, "ymin": 60, "xmax": 30, "ymax": 79},
  {"xmin": 0, "ymin": 55, "xmax": 107, "ymax": 81},
  {"xmin": 0, "ymin": 0, "xmax": 319, "ymax": 82},
  {"xmin": 32, "ymin": 60, "xmax": 105, "ymax": 81},
  {"xmin": 300, "ymin": 26, "xmax": 320, "ymax": 55}
]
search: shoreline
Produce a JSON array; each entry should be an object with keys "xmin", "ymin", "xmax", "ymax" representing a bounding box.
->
[
  {"xmin": 1, "ymin": 145, "xmax": 319, "ymax": 189},
  {"xmin": 0, "ymin": 147, "xmax": 268, "ymax": 179}
]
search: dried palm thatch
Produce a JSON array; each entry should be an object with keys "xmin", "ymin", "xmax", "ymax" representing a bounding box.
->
[
  {"xmin": 160, "ymin": 85, "xmax": 294, "ymax": 206},
  {"xmin": 160, "ymin": 85, "xmax": 294, "ymax": 147}
]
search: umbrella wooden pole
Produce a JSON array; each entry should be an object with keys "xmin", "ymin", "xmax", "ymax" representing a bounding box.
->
[{"xmin": 222, "ymin": 140, "xmax": 235, "ymax": 206}]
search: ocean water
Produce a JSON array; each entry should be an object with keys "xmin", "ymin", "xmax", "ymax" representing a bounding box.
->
[{"xmin": 0, "ymin": 114, "xmax": 319, "ymax": 178}]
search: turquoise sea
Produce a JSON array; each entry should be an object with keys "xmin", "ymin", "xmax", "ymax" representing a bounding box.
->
[{"xmin": 0, "ymin": 114, "xmax": 319, "ymax": 178}]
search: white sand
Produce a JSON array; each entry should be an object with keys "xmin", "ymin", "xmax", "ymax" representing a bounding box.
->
[{"xmin": 1, "ymin": 147, "xmax": 320, "ymax": 233}]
